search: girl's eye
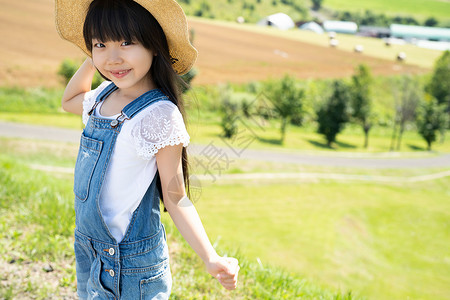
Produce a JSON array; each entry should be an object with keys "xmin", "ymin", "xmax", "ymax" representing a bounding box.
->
[
  {"xmin": 121, "ymin": 41, "xmax": 133, "ymax": 46},
  {"xmin": 93, "ymin": 42, "xmax": 105, "ymax": 48}
]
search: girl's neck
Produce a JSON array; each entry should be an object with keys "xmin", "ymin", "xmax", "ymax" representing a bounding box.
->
[
  {"xmin": 115, "ymin": 76, "xmax": 157, "ymax": 101},
  {"xmin": 100, "ymin": 77, "xmax": 157, "ymax": 117}
]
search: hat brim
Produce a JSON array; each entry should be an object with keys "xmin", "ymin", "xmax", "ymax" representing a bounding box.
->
[{"xmin": 55, "ymin": 0, "xmax": 197, "ymax": 75}]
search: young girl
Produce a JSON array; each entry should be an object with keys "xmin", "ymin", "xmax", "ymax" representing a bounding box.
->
[{"xmin": 55, "ymin": 0, "xmax": 239, "ymax": 298}]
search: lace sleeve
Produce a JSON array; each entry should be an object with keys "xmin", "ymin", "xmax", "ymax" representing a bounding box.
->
[
  {"xmin": 131, "ymin": 101, "xmax": 190, "ymax": 159},
  {"xmin": 82, "ymin": 81, "xmax": 110, "ymax": 125}
]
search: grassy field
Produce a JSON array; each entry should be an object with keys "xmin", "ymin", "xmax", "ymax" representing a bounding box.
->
[
  {"xmin": 179, "ymin": 0, "xmax": 307, "ymax": 23},
  {"xmin": 0, "ymin": 137, "xmax": 449, "ymax": 299},
  {"xmin": 323, "ymin": 0, "xmax": 450, "ymax": 21},
  {"xmin": 2, "ymin": 73, "xmax": 449, "ymax": 155},
  {"xmin": 190, "ymin": 179, "xmax": 450, "ymax": 300},
  {"xmin": 2, "ymin": 110, "xmax": 449, "ymax": 154},
  {"xmin": 0, "ymin": 141, "xmax": 357, "ymax": 299}
]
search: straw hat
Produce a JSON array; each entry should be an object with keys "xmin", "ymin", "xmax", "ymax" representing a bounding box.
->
[{"xmin": 55, "ymin": 0, "xmax": 198, "ymax": 75}]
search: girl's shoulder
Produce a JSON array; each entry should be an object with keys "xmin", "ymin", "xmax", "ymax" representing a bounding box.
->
[
  {"xmin": 85, "ymin": 81, "xmax": 112, "ymax": 102},
  {"xmin": 82, "ymin": 81, "xmax": 113, "ymax": 125},
  {"xmin": 128, "ymin": 100, "xmax": 190, "ymax": 159}
]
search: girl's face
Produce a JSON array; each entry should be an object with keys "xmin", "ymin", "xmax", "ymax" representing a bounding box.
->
[{"xmin": 92, "ymin": 39, "xmax": 155, "ymax": 96}]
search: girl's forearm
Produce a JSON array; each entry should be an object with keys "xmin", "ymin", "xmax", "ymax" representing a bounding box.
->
[
  {"xmin": 61, "ymin": 58, "xmax": 97, "ymax": 114},
  {"xmin": 165, "ymin": 196, "xmax": 218, "ymax": 264}
]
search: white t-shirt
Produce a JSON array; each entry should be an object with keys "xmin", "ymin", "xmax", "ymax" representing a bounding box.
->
[{"xmin": 82, "ymin": 82, "xmax": 190, "ymax": 242}]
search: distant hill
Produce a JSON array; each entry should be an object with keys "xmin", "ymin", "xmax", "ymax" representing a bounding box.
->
[
  {"xmin": 0, "ymin": 0, "xmax": 436, "ymax": 88},
  {"xmin": 179, "ymin": 0, "xmax": 450, "ymax": 26},
  {"xmin": 178, "ymin": 0, "xmax": 308, "ymax": 24}
]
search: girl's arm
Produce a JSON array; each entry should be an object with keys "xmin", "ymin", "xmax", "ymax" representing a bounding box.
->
[
  {"xmin": 156, "ymin": 144, "xmax": 239, "ymax": 290},
  {"xmin": 61, "ymin": 58, "xmax": 97, "ymax": 115}
]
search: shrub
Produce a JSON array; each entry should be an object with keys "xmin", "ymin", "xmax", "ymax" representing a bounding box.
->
[
  {"xmin": 219, "ymin": 87, "xmax": 239, "ymax": 139},
  {"xmin": 57, "ymin": 59, "xmax": 103, "ymax": 89}
]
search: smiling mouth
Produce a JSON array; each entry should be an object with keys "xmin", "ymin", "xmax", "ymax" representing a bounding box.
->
[{"xmin": 110, "ymin": 69, "xmax": 131, "ymax": 78}]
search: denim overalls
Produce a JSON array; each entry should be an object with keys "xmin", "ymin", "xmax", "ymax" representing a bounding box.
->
[{"xmin": 73, "ymin": 83, "xmax": 172, "ymax": 299}]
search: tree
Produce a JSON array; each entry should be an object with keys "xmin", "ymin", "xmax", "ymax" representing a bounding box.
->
[
  {"xmin": 390, "ymin": 76, "xmax": 421, "ymax": 151},
  {"xmin": 416, "ymin": 95, "xmax": 448, "ymax": 150},
  {"xmin": 265, "ymin": 75, "xmax": 304, "ymax": 144},
  {"xmin": 426, "ymin": 51, "xmax": 450, "ymax": 114},
  {"xmin": 219, "ymin": 87, "xmax": 239, "ymax": 139},
  {"xmin": 351, "ymin": 64, "xmax": 373, "ymax": 148},
  {"xmin": 317, "ymin": 80, "xmax": 351, "ymax": 147},
  {"xmin": 311, "ymin": 0, "xmax": 323, "ymax": 11},
  {"xmin": 424, "ymin": 17, "xmax": 438, "ymax": 27}
]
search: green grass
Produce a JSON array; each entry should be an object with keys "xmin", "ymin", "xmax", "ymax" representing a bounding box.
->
[
  {"xmin": 190, "ymin": 178, "xmax": 450, "ymax": 300},
  {"xmin": 1, "ymin": 137, "xmax": 449, "ymax": 299},
  {"xmin": 0, "ymin": 148, "xmax": 355, "ymax": 299},
  {"xmin": 179, "ymin": 0, "xmax": 450, "ymax": 24},
  {"xmin": 1, "ymin": 136, "xmax": 447, "ymax": 179},
  {"xmin": 2, "ymin": 110, "xmax": 449, "ymax": 155},
  {"xmin": 188, "ymin": 118, "xmax": 450, "ymax": 154},
  {"xmin": 0, "ymin": 112, "xmax": 82, "ymax": 129},
  {"xmin": 179, "ymin": 0, "xmax": 308, "ymax": 23},
  {"xmin": 323, "ymin": 0, "xmax": 450, "ymax": 21},
  {"xmin": 2, "ymin": 78, "xmax": 450, "ymax": 155}
]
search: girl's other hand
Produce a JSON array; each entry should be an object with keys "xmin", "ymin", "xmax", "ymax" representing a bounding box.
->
[{"xmin": 206, "ymin": 255, "xmax": 240, "ymax": 290}]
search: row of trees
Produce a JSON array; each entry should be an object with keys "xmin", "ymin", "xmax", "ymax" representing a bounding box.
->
[
  {"xmin": 220, "ymin": 51, "xmax": 450, "ymax": 151},
  {"xmin": 334, "ymin": 10, "xmax": 445, "ymax": 28}
]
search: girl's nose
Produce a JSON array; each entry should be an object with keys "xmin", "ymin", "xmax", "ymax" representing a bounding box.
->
[{"xmin": 106, "ymin": 48, "xmax": 123, "ymax": 64}]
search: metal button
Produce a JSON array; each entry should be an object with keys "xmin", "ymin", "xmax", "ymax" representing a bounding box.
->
[
  {"xmin": 109, "ymin": 269, "xmax": 115, "ymax": 277},
  {"xmin": 108, "ymin": 248, "xmax": 115, "ymax": 256},
  {"xmin": 110, "ymin": 119, "xmax": 119, "ymax": 127}
]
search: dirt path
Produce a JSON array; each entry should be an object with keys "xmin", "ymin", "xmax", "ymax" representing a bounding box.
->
[{"xmin": 2, "ymin": 121, "xmax": 450, "ymax": 169}]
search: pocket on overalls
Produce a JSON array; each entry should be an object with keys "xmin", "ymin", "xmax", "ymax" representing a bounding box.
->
[
  {"xmin": 74, "ymin": 134, "xmax": 103, "ymax": 201},
  {"xmin": 140, "ymin": 260, "xmax": 172, "ymax": 300},
  {"xmin": 74, "ymin": 238, "xmax": 96, "ymax": 299}
]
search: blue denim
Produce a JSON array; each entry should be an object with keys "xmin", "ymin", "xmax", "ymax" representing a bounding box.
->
[{"xmin": 73, "ymin": 83, "xmax": 172, "ymax": 299}]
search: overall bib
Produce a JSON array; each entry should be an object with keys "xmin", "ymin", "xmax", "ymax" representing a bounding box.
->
[{"xmin": 73, "ymin": 83, "xmax": 172, "ymax": 299}]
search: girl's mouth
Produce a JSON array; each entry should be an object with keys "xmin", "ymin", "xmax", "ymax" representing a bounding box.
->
[{"xmin": 110, "ymin": 69, "xmax": 131, "ymax": 78}]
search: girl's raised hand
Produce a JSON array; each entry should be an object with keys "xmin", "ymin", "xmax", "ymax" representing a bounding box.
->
[{"xmin": 206, "ymin": 255, "xmax": 240, "ymax": 290}]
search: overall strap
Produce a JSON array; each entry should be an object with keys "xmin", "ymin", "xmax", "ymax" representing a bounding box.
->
[
  {"xmin": 97, "ymin": 82, "xmax": 118, "ymax": 103},
  {"xmin": 87, "ymin": 82, "xmax": 118, "ymax": 116},
  {"xmin": 89, "ymin": 83, "xmax": 169, "ymax": 128},
  {"xmin": 122, "ymin": 89, "xmax": 169, "ymax": 120}
]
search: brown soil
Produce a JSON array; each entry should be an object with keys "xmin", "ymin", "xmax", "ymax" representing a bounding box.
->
[
  {"xmin": 190, "ymin": 19, "xmax": 425, "ymax": 84},
  {"xmin": 0, "ymin": 0, "xmax": 424, "ymax": 88}
]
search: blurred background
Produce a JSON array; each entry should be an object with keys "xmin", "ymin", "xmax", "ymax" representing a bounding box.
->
[{"xmin": 0, "ymin": 0, "xmax": 449, "ymax": 299}]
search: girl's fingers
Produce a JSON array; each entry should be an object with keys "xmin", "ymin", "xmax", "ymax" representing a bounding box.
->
[
  {"xmin": 213, "ymin": 257, "xmax": 239, "ymax": 290},
  {"xmin": 218, "ymin": 270, "xmax": 238, "ymax": 281},
  {"xmin": 218, "ymin": 272, "xmax": 238, "ymax": 289},
  {"xmin": 220, "ymin": 280, "xmax": 237, "ymax": 290},
  {"xmin": 223, "ymin": 258, "xmax": 239, "ymax": 275}
]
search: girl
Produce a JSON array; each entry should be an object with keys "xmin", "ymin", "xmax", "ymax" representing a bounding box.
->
[{"xmin": 55, "ymin": 0, "xmax": 239, "ymax": 298}]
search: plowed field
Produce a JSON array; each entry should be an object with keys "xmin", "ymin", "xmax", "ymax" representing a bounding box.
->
[{"xmin": 0, "ymin": 0, "xmax": 424, "ymax": 87}]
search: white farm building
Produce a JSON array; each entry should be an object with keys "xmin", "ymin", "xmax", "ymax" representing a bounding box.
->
[
  {"xmin": 390, "ymin": 24, "xmax": 450, "ymax": 42},
  {"xmin": 257, "ymin": 13, "xmax": 295, "ymax": 30},
  {"xmin": 299, "ymin": 21, "xmax": 324, "ymax": 34},
  {"xmin": 323, "ymin": 20, "xmax": 358, "ymax": 34}
]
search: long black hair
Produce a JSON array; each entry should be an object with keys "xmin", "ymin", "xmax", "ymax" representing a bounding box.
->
[{"xmin": 83, "ymin": 0, "xmax": 191, "ymax": 206}]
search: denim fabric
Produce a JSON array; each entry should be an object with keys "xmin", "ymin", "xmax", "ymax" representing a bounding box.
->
[{"xmin": 73, "ymin": 83, "xmax": 172, "ymax": 299}]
